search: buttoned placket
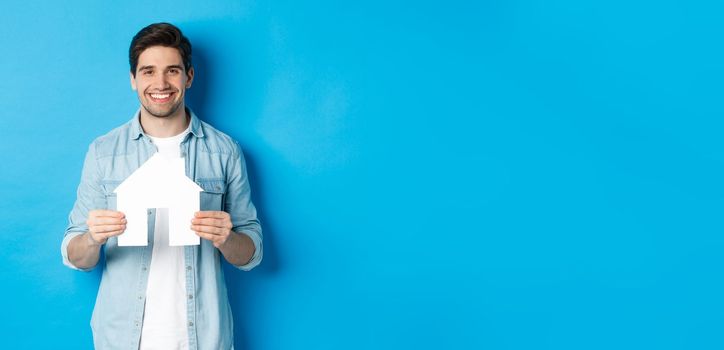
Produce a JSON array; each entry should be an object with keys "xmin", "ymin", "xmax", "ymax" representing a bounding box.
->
[
  {"xmin": 130, "ymin": 135, "xmax": 158, "ymax": 349},
  {"xmin": 181, "ymin": 134, "xmax": 199, "ymax": 349}
]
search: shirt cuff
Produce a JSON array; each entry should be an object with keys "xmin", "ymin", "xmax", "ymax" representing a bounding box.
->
[
  {"xmin": 61, "ymin": 232, "xmax": 95, "ymax": 272},
  {"xmin": 232, "ymin": 229, "xmax": 262, "ymax": 271}
]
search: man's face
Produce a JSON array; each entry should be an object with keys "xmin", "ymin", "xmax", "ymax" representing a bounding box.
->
[{"xmin": 130, "ymin": 46, "xmax": 194, "ymax": 118}]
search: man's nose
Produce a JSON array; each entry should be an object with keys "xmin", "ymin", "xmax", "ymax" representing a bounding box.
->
[{"xmin": 155, "ymin": 73, "xmax": 171, "ymax": 88}]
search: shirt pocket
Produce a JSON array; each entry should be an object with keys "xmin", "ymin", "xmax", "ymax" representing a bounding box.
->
[
  {"xmin": 197, "ymin": 178, "xmax": 227, "ymax": 211},
  {"xmin": 101, "ymin": 180, "xmax": 123, "ymax": 210}
]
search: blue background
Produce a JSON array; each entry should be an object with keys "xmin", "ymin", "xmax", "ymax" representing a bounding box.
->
[{"xmin": 1, "ymin": 0, "xmax": 722, "ymax": 349}]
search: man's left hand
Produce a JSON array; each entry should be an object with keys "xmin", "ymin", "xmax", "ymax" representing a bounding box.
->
[{"xmin": 191, "ymin": 211, "xmax": 234, "ymax": 248}]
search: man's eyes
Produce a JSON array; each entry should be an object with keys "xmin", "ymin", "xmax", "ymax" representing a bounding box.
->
[{"xmin": 140, "ymin": 68, "xmax": 180, "ymax": 76}]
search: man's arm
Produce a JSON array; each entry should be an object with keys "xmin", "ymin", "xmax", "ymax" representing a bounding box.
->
[
  {"xmin": 62, "ymin": 143, "xmax": 125, "ymax": 271},
  {"xmin": 191, "ymin": 211, "xmax": 255, "ymax": 266},
  {"xmin": 221, "ymin": 231, "xmax": 255, "ymax": 266},
  {"xmin": 67, "ymin": 210, "xmax": 127, "ymax": 270},
  {"xmin": 191, "ymin": 143, "xmax": 262, "ymax": 269}
]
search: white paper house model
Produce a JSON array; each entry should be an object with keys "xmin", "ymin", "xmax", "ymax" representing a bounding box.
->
[{"xmin": 114, "ymin": 153, "xmax": 203, "ymax": 246}]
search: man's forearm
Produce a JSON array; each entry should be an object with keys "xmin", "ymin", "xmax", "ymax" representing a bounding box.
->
[
  {"xmin": 67, "ymin": 232, "xmax": 102, "ymax": 270},
  {"xmin": 219, "ymin": 231, "xmax": 255, "ymax": 266}
]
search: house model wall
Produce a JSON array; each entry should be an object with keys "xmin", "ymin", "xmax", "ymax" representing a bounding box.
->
[{"xmin": 114, "ymin": 153, "xmax": 203, "ymax": 246}]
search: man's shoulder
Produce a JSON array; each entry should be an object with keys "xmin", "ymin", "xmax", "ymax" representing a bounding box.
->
[
  {"xmin": 198, "ymin": 119, "xmax": 241, "ymax": 155},
  {"xmin": 87, "ymin": 118, "xmax": 136, "ymax": 156}
]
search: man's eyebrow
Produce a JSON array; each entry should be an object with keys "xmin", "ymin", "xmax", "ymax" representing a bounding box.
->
[{"xmin": 137, "ymin": 64, "xmax": 184, "ymax": 72}]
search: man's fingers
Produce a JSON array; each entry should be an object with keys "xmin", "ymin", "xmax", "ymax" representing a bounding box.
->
[
  {"xmin": 195, "ymin": 211, "xmax": 228, "ymax": 219},
  {"xmin": 90, "ymin": 210, "xmax": 125, "ymax": 218},
  {"xmin": 191, "ymin": 225, "xmax": 222, "ymax": 235},
  {"xmin": 193, "ymin": 230, "xmax": 217, "ymax": 241},
  {"xmin": 83, "ymin": 210, "xmax": 126, "ymax": 246},
  {"xmin": 92, "ymin": 224, "xmax": 127, "ymax": 234},
  {"xmin": 91, "ymin": 229, "xmax": 125, "ymax": 243},
  {"xmin": 191, "ymin": 218, "xmax": 230, "ymax": 228},
  {"xmin": 89, "ymin": 217, "xmax": 127, "ymax": 226},
  {"xmin": 104, "ymin": 229, "xmax": 126, "ymax": 238},
  {"xmin": 191, "ymin": 224, "xmax": 227, "ymax": 236}
]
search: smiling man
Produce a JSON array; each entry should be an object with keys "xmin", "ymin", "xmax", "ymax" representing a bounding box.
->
[
  {"xmin": 133, "ymin": 45, "xmax": 189, "ymax": 120},
  {"xmin": 61, "ymin": 23, "xmax": 262, "ymax": 350}
]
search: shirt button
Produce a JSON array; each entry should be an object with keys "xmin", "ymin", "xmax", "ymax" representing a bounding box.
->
[
  {"xmin": 188, "ymin": 294, "xmax": 194, "ymax": 300},
  {"xmin": 142, "ymin": 266, "xmax": 147, "ymax": 271},
  {"xmin": 188, "ymin": 321, "xmax": 194, "ymax": 327},
  {"xmin": 147, "ymin": 210, "xmax": 152, "ymax": 215},
  {"xmin": 186, "ymin": 266, "xmax": 192, "ymax": 271},
  {"xmin": 138, "ymin": 295, "xmax": 143, "ymax": 300}
]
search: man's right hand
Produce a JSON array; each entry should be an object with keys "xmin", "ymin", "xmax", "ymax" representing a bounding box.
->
[{"xmin": 86, "ymin": 210, "xmax": 126, "ymax": 246}]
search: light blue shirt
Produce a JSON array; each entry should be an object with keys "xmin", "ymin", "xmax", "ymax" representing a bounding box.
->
[{"xmin": 61, "ymin": 109, "xmax": 263, "ymax": 350}]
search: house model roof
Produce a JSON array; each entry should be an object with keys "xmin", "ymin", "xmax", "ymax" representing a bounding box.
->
[{"xmin": 115, "ymin": 153, "xmax": 203, "ymax": 195}]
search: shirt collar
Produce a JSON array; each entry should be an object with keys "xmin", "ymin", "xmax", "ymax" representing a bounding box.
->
[{"xmin": 129, "ymin": 107, "xmax": 205, "ymax": 140}]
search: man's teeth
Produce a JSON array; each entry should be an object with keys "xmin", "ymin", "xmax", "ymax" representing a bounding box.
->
[{"xmin": 150, "ymin": 93, "xmax": 171, "ymax": 99}]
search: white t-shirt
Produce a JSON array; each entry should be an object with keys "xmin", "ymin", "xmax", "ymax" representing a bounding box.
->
[{"xmin": 139, "ymin": 127, "xmax": 191, "ymax": 350}]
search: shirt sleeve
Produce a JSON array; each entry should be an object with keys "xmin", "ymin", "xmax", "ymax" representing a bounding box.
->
[
  {"xmin": 61, "ymin": 142, "xmax": 105, "ymax": 272},
  {"xmin": 224, "ymin": 142, "xmax": 263, "ymax": 271}
]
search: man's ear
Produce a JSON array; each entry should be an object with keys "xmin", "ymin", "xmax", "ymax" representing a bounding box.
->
[
  {"xmin": 185, "ymin": 67, "xmax": 194, "ymax": 89},
  {"xmin": 130, "ymin": 71, "xmax": 137, "ymax": 91}
]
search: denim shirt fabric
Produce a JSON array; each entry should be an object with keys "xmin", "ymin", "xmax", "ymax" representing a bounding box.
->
[{"xmin": 61, "ymin": 109, "xmax": 262, "ymax": 350}]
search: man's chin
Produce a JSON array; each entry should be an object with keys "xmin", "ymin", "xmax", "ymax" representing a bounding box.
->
[{"xmin": 142, "ymin": 104, "xmax": 180, "ymax": 118}]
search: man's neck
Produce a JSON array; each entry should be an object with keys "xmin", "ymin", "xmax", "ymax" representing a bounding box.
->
[{"xmin": 139, "ymin": 106, "xmax": 190, "ymax": 138}]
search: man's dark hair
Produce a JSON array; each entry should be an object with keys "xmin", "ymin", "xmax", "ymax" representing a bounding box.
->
[{"xmin": 129, "ymin": 22, "xmax": 192, "ymax": 76}]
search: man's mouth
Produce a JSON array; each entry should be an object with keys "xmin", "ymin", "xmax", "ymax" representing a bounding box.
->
[{"xmin": 148, "ymin": 92, "xmax": 174, "ymax": 103}]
